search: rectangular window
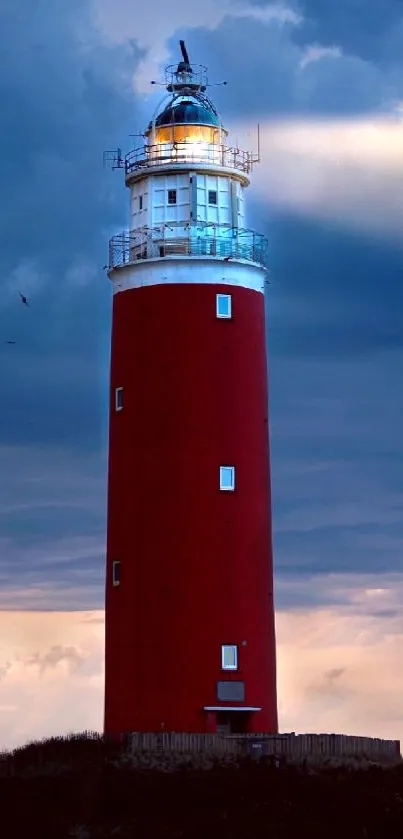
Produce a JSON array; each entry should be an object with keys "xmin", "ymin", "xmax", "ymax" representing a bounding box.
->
[
  {"xmin": 167, "ymin": 189, "xmax": 177, "ymax": 205},
  {"xmin": 216, "ymin": 293, "xmax": 232, "ymax": 319},
  {"xmin": 112, "ymin": 560, "xmax": 121, "ymax": 587},
  {"xmin": 115, "ymin": 387, "xmax": 123, "ymax": 412},
  {"xmin": 139, "ymin": 195, "xmax": 143, "ymax": 210},
  {"xmin": 221, "ymin": 645, "xmax": 238, "ymax": 670},
  {"xmin": 217, "ymin": 681, "xmax": 244, "ymax": 701},
  {"xmin": 208, "ymin": 189, "xmax": 217, "ymax": 205},
  {"xmin": 220, "ymin": 465, "xmax": 235, "ymax": 491}
]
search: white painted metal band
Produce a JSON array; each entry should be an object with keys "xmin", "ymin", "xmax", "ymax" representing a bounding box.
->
[
  {"xmin": 203, "ymin": 706, "xmax": 262, "ymax": 712},
  {"xmin": 109, "ymin": 257, "xmax": 266, "ymax": 295}
]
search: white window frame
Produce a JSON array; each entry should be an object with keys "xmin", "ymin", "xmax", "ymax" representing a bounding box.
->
[
  {"xmin": 115, "ymin": 387, "xmax": 123, "ymax": 412},
  {"xmin": 221, "ymin": 644, "xmax": 238, "ymax": 670},
  {"xmin": 216, "ymin": 293, "xmax": 232, "ymax": 319},
  {"xmin": 220, "ymin": 465, "xmax": 235, "ymax": 491},
  {"xmin": 112, "ymin": 560, "xmax": 121, "ymax": 587}
]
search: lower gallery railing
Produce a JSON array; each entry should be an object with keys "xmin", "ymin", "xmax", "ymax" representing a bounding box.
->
[{"xmin": 109, "ymin": 224, "xmax": 269, "ymax": 271}]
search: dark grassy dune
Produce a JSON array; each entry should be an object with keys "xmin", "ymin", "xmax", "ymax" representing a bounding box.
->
[{"xmin": 0, "ymin": 733, "xmax": 402, "ymax": 837}]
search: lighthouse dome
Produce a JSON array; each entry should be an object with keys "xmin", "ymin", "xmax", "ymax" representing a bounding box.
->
[{"xmin": 154, "ymin": 98, "xmax": 220, "ymax": 128}]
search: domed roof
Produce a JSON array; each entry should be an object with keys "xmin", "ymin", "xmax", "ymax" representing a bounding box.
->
[{"xmin": 153, "ymin": 98, "xmax": 220, "ymax": 128}]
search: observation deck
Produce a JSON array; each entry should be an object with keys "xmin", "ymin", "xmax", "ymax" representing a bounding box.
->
[
  {"xmin": 108, "ymin": 222, "xmax": 269, "ymax": 271},
  {"xmin": 125, "ymin": 142, "xmax": 258, "ymax": 178}
]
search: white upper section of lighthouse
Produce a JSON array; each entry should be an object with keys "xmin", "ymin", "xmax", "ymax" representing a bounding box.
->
[{"xmin": 108, "ymin": 41, "xmax": 268, "ymax": 293}]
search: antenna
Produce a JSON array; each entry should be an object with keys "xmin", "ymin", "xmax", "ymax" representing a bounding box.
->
[
  {"xmin": 103, "ymin": 148, "xmax": 124, "ymax": 170},
  {"xmin": 179, "ymin": 40, "xmax": 190, "ymax": 66}
]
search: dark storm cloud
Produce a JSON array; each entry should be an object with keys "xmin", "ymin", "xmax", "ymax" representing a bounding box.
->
[
  {"xmin": 240, "ymin": 0, "xmax": 403, "ymax": 65},
  {"xmin": 269, "ymin": 350, "xmax": 403, "ymax": 590},
  {"xmin": 265, "ymin": 215, "xmax": 403, "ymax": 360},
  {"xmin": 0, "ymin": 1, "xmax": 149, "ymax": 607},
  {"xmin": 0, "ymin": 445, "xmax": 106, "ymax": 608},
  {"xmin": 175, "ymin": 10, "xmax": 397, "ymax": 119},
  {"xmin": 291, "ymin": 0, "xmax": 403, "ymax": 67},
  {"xmin": 0, "ymin": 0, "xmax": 144, "ymax": 451},
  {"xmin": 0, "ymin": 0, "xmax": 143, "ymax": 255}
]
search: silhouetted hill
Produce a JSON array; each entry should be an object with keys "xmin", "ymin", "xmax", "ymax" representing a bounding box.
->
[{"xmin": 0, "ymin": 733, "xmax": 402, "ymax": 837}]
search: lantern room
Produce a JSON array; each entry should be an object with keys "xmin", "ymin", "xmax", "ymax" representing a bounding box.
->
[
  {"xmin": 144, "ymin": 41, "xmax": 228, "ymax": 167},
  {"xmin": 146, "ymin": 98, "xmax": 227, "ymax": 147}
]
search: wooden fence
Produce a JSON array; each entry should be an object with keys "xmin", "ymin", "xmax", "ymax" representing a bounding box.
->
[{"xmin": 126, "ymin": 731, "xmax": 401, "ymax": 761}]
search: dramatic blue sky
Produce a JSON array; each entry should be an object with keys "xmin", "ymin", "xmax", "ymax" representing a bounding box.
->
[{"xmin": 0, "ymin": 0, "xmax": 403, "ymax": 748}]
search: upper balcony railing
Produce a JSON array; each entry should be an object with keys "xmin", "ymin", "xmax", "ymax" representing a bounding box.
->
[
  {"xmin": 108, "ymin": 222, "xmax": 269, "ymax": 271},
  {"xmin": 125, "ymin": 142, "xmax": 258, "ymax": 176}
]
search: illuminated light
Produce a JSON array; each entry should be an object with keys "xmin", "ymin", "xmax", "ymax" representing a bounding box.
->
[
  {"xmin": 154, "ymin": 124, "xmax": 225, "ymax": 145},
  {"xmin": 147, "ymin": 137, "xmax": 223, "ymax": 166},
  {"xmin": 147, "ymin": 123, "xmax": 227, "ymax": 164}
]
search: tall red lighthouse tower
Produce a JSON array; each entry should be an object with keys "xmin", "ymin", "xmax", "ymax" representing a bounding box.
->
[{"xmin": 104, "ymin": 42, "xmax": 278, "ymax": 737}]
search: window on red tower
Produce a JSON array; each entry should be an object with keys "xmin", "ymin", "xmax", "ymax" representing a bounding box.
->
[
  {"xmin": 112, "ymin": 561, "xmax": 121, "ymax": 587},
  {"xmin": 220, "ymin": 465, "xmax": 235, "ymax": 491},
  {"xmin": 216, "ymin": 293, "xmax": 232, "ymax": 319},
  {"xmin": 221, "ymin": 645, "xmax": 238, "ymax": 670},
  {"xmin": 115, "ymin": 387, "xmax": 123, "ymax": 412}
]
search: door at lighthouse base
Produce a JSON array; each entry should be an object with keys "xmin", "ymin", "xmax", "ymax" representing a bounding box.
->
[{"xmin": 216, "ymin": 711, "xmax": 251, "ymax": 734}]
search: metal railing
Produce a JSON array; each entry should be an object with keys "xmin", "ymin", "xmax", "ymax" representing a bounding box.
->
[
  {"xmin": 125, "ymin": 143, "xmax": 258, "ymax": 176},
  {"xmin": 108, "ymin": 223, "xmax": 269, "ymax": 271}
]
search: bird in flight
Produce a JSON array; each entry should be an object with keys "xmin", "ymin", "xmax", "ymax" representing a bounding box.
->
[
  {"xmin": 5, "ymin": 340, "xmax": 16, "ymax": 345},
  {"xmin": 19, "ymin": 291, "xmax": 29, "ymax": 306}
]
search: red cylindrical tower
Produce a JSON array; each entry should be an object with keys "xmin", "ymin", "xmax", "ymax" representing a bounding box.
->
[{"xmin": 104, "ymin": 45, "xmax": 278, "ymax": 736}]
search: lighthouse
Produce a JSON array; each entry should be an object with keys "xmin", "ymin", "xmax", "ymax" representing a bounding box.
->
[{"xmin": 104, "ymin": 42, "xmax": 278, "ymax": 736}]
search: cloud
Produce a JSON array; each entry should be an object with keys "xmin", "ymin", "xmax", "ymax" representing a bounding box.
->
[
  {"xmin": 0, "ymin": 445, "xmax": 105, "ymax": 609},
  {"xmin": 275, "ymin": 570, "xmax": 403, "ymax": 614},
  {"xmin": 277, "ymin": 598, "xmax": 403, "ymax": 741},
  {"xmin": 92, "ymin": 0, "xmax": 301, "ymax": 91},
  {"xmin": 299, "ymin": 43, "xmax": 342, "ymax": 69},
  {"xmin": 0, "ymin": 0, "xmax": 141, "ymax": 456},
  {"xmin": 0, "ymin": 663, "xmax": 12, "ymax": 681},
  {"xmin": 26, "ymin": 645, "xmax": 86, "ymax": 675},
  {"xmin": 292, "ymin": 0, "xmax": 403, "ymax": 66},
  {"xmin": 231, "ymin": 116, "xmax": 403, "ymax": 243},
  {"xmin": 0, "ymin": 610, "xmax": 104, "ymax": 749},
  {"xmin": 64, "ymin": 258, "xmax": 99, "ymax": 289},
  {"xmin": 303, "ymin": 666, "xmax": 350, "ymax": 701}
]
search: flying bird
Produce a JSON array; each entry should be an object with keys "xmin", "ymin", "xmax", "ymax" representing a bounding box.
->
[
  {"xmin": 19, "ymin": 291, "xmax": 29, "ymax": 306},
  {"xmin": 5, "ymin": 340, "xmax": 16, "ymax": 345}
]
